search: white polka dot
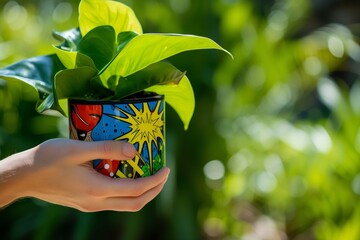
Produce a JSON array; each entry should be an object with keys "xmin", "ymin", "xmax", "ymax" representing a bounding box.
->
[
  {"xmin": 109, "ymin": 172, "xmax": 114, "ymax": 177},
  {"xmin": 104, "ymin": 164, "xmax": 110, "ymax": 170}
]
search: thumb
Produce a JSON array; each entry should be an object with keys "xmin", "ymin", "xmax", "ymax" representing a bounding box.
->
[{"xmin": 51, "ymin": 139, "xmax": 136, "ymax": 164}]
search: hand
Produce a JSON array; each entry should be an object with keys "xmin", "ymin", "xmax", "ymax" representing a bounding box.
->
[{"xmin": 0, "ymin": 138, "xmax": 170, "ymax": 212}]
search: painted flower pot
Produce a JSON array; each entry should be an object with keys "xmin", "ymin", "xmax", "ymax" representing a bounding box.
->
[{"xmin": 68, "ymin": 95, "xmax": 165, "ymax": 179}]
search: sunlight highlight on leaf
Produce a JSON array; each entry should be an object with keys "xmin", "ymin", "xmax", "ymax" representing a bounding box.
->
[
  {"xmin": 79, "ymin": 0, "xmax": 142, "ymax": 37},
  {"xmin": 100, "ymin": 33, "xmax": 232, "ymax": 85},
  {"xmin": 53, "ymin": 46, "xmax": 77, "ymax": 69}
]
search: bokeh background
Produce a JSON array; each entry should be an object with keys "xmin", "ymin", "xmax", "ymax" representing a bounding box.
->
[{"xmin": 1, "ymin": 0, "xmax": 360, "ymax": 239}]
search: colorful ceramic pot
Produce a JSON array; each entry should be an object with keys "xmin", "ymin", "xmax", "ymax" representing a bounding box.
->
[{"xmin": 68, "ymin": 95, "xmax": 165, "ymax": 178}]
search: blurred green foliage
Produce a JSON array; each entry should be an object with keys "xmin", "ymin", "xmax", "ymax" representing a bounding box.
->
[{"xmin": 1, "ymin": 0, "xmax": 360, "ymax": 239}]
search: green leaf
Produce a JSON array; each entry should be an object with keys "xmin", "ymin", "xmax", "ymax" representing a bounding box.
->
[
  {"xmin": 55, "ymin": 66, "xmax": 99, "ymax": 100},
  {"xmin": 54, "ymin": 30, "xmax": 138, "ymax": 72},
  {"xmin": 53, "ymin": 27, "xmax": 82, "ymax": 51},
  {"xmin": 117, "ymin": 31, "xmax": 139, "ymax": 52},
  {"xmin": 0, "ymin": 54, "xmax": 65, "ymax": 95},
  {"xmin": 54, "ymin": 67, "xmax": 113, "ymax": 115},
  {"xmin": 78, "ymin": 25, "xmax": 116, "ymax": 70},
  {"xmin": 99, "ymin": 31, "xmax": 138, "ymax": 75},
  {"xmin": 53, "ymin": 46, "xmax": 77, "ymax": 69},
  {"xmin": 75, "ymin": 52, "xmax": 97, "ymax": 69},
  {"xmin": 36, "ymin": 93, "xmax": 65, "ymax": 116},
  {"xmin": 36, "ymin": 93, "xmax": 55, "ymax": 113},
  {"xmin": 100, "ymin": 34, "xmax": 233, "ymax": 85},
  {"xmin": 113, "ymin": 61, "xmax": 185, "ymax": 98},
  {"xmin": 53, "ymin": 47, "xmax": 98, "ymax": 70},
  {"xmin": 0, "ymin": 54, "xmax": 71, "ymax": 115},
  {"xmin": 146, "ymin": 75, "xmax": 195, "ymax": 130},
  {"xmin": 79, "ymin": 0, "xmax": 142, "ymax": 37}
]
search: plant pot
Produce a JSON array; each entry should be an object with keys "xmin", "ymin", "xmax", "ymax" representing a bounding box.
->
[{"xmin": 68, "ymin": 95, "xmax": 165, "ymax": 178}]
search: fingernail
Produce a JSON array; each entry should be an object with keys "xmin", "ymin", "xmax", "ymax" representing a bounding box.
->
[{"xmin": 122, "ymin": 142, "xmax": 135, "ymax": 158}]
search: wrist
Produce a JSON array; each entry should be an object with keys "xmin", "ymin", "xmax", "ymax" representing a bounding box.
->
[
  {"xmin": 0, "ymin": 150, "xmax": 33, "ymax": 208},
  {"xmin": 0, "ymin": 161, "xmax": 19, "ymax": 207}
]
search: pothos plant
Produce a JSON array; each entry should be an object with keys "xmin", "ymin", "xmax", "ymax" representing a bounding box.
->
[{"xmin": 0, "ymin": 0, "xmax": 231, "ymax": 130}]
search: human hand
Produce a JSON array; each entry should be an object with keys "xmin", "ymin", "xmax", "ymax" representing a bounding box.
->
[{"xmin": 0, "ymin": 138, "xmax": 170, "ymax": 212}]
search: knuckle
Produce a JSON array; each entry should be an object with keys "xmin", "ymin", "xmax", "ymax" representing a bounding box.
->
[{"xmin": 99, "ymin": 141, "xmax": 113, "ymax": 159}]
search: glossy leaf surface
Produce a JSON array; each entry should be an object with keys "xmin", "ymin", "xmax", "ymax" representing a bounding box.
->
[
  {"xmin": 100, "ymin": 33, "xmax": 232, "ymax": 85},
  {"xmin": 0, "ymin": 54, "xmax": 64, "ymax": 95},
  {"xmin": 53, "ymin": 27, "xmax": 82, "ymax": 51}
]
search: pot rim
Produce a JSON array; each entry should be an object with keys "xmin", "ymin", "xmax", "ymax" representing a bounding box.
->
[{"xmin": 68, "ymin": 94, "xmax": 164, "ymax": 105}]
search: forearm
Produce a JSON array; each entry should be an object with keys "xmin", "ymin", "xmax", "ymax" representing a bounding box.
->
[
  {"xmin": 0, "ymin": 159, "xmax": 19, "ymax": 207},
  {"xmin": 0, "ymin": 151, "xmax": 32, "ymax": 208}
]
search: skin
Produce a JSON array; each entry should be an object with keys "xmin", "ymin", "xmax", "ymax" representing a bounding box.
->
[{"xmin": 0, "ymin": 138, "xmax": 170, "ymax": 212}]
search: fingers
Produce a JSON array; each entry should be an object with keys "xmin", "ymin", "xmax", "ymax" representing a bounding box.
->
[
  {"xmin": 104, "ymin": 180, "xmax": 166, "ymax": 212},
  {"xmin": 51, "ymin": 139, "xmax": 136, "ymax": 164},
  {"xmin": 77, "ymin": 167, "xmax": 170, "ymax": 212},
  {"xmin": 82, "ymin": 178, "xmax": 167, "ymax": 212},
  {"xmin": 89, "ymin": 167, "xmax": 170, "ymax": 198}
]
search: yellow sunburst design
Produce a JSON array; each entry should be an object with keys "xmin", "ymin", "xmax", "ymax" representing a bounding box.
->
[{"xmin": 108, "ymin": 101, "xmax": 165, "ymax": 178}]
